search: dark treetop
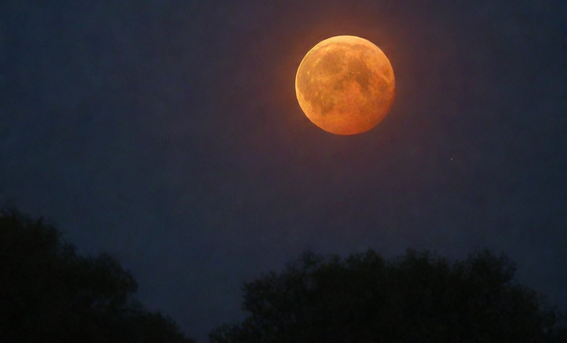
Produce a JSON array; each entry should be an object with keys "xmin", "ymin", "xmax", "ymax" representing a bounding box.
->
[
  {"xmin": 210, "ymin": 249, "xmax": 567, "ymax": 343},
  {"xmin": 0, "ymin": 207, "xmax": 195, "ymax": 343}
]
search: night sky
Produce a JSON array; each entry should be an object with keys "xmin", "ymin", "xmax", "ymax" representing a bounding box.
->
[{"xmin": 1, "ymin": 1, "xmax": 566, "ymax": 341}]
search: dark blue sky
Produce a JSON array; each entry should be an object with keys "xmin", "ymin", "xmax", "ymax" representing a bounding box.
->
[{"xmin": 1, "ymin": 1, "xmax": 566, "ymax": 341}]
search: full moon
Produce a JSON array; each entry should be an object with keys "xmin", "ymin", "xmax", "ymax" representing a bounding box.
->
[{"xmin": 295, "ymin": 35, "xmax": 395, "ymax": 135}]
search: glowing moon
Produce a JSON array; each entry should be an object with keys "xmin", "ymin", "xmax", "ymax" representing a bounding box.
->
[{"xmin": 295, "ymin": 35, "xmax": 395, "ymax": 135}]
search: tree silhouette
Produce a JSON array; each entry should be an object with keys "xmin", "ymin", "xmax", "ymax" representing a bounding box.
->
[
  {"xmin": 210, "ymin": 249, "xmax": 567, "ymax": 343},
  {"xmin": 0, "ymin": 206, "xmax": 194, "ymax": 343}
]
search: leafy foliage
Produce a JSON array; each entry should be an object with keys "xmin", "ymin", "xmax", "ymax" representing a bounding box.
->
[
  {"xmin": 210, "ymin": 249, "xmax": 567, "ymax": 343},
  {"xmin": 0, "ymin": 206, "xmax": 194, "ymax": 343}
]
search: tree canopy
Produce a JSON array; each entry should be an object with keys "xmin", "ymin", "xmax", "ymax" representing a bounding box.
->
[
  {"xmin": 210, "ymin": 249, "xmax": 567, "ymax": 343},
  {"xmin": 0, "ymin": 207, "xmax": 194, "ymax": 343}
]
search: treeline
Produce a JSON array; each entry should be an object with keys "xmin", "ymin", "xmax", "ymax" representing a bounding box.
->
[
  {"xmin": 0, "ymin": 207, "xmax": 194, "ymax": 343},
  {"xmin": 1, "ymin": 206, "xmax": 566, "ymax": 342},
  {"xmin": 210, "ymin": 250, "xmax": 567, "ymax": 343}
]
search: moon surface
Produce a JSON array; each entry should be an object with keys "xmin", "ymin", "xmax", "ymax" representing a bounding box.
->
[{"xmin": 295, "ymin": 35, "xmax": 395, "ymax": 135}]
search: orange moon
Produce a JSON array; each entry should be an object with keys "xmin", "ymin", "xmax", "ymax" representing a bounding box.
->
[{"xmin": 295, "ymin": 35, "xmax": 395, "ymax": 135}]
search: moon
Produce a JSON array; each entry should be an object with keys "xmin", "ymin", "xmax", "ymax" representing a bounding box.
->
[{"xmin": 295, "ymin": 35, "xmax": 395, "ymax": 135}]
